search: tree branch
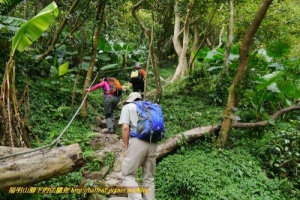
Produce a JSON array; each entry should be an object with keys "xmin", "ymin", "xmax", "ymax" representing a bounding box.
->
[{"xmin": 36, "ymin": 0, "xmax": 80, "ymax": 62}]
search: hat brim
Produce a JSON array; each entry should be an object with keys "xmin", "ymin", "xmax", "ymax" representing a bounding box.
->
[{"xmin": 125, "ymin": 97, "xmax": 142, "ymax": 103}]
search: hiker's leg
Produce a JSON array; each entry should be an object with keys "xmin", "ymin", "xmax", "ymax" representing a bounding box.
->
[
  {"xmin": 111, "ymin": 96, "xmax": 120, "ymax": 132},
  {"xmin": 111, "ymin": 96, "xmax": 120, "ymax": 111},
  {"xmin": 104, "ymin": 96, "xmax": 114, "ymax": 131},
  {"xmin": 132, "ymin": 84, "xmax": 139, "ymax": 92},
  {"xmin": 122, "ymin": 139, "xmax": 147, "ymax": 200},
  {"xmin": 140, "ymin": 81, "xmax": 145, "ymax": 99},
  {"xmin": 141, "ymin": 143, "xmax": 157, "ymax": 200}
]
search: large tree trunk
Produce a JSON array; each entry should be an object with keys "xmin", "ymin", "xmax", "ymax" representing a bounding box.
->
[
  {"xmin": 157, "ymin": 125, "xmax": 220, "ymax": 159},
  {"xmin": 218, "ymin": 0, "xmax": 273, "ymax": 146},
  {"xmin": 132, "ymin": 0, "xmax": 162, "ymax": 102},
  {"xmin": 82, "ymin": 0, "xmax": 105, "ymax": 117},
  {"xmin": 171, "ymin": 0, "xmax": 194, "ymax": 82},
  {"xmin": 0, "ymin": 143, "xmax": 84, "ymax": 190},
  {"xmin": 157, "ymin": 103, "xmax": 300, "ymax": 159},
  {"xmin": 188, "ymin": 18, "xmax": 200, "ymax": 72}
]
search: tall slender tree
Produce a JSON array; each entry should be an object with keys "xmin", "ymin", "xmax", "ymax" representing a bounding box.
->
[
  {"xmin": 81, "ymin": 0, "xmax": 106, "ymax": 117},
  {"xmin": 218, "ymin": 0, "xmax": 274, "ymax": 146},
  {"xmin": 132, "ymin": 0, "xmax": 162, "ymax": 102}
]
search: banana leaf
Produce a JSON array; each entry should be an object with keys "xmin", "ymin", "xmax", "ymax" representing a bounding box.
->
[{"xmin": 11, "ymin": 2, "xmax": 58, "ymax": 56}]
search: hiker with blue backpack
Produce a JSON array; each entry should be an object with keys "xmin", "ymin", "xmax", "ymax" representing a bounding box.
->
[
  {"xmin": 87, "ymin": 77, "xmax": 123, "ymax": 134},
  {"xmin": 119, "ymin": 92, "xmax": 165, "ymax": 200}
]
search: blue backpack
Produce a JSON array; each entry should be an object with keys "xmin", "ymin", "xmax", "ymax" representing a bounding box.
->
[{"xmin": 130, "ymin": 101, "xmax": 165, "ymax": 142}]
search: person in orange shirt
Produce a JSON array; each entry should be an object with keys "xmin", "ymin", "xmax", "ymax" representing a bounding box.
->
[{"xmin": 129, "ymin": 65, "xmax": 146, "ymax": 99}]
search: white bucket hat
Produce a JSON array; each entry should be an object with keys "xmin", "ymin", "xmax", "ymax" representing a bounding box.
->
[{"xmin": 125, "ymin": 92, "xmax": 142, "ymax": 103}]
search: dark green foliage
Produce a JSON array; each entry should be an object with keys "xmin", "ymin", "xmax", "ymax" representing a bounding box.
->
[
  {"xmin": 104, "ymin": 152, "xmax": 117, "ymax": 171},
  {"xmin": 0, "ymin": 0, "xmax": 24, "ymax": 15},
  {"xmin": 155, "ymin": 141, "xmax": 296, "ymax": 200},
  {"xmin": 161, "ymin": 79, "xmax": 223, "ymax": 139},
  {"xmin": 251, "ymin": 121, "xmax": 300, "ymax": 191},
  {"xmin": 192, "ymin": 46, "xmax": 240, "ymax": 106},
  {"xmin": 214, "ymin": 74, "xmax": 232, "ymax": 105},
  {"xmin": 267, "ymin": 39, "xmax": 291, "ymax": 59},
  {"xmin": 0, "ymin": 172, "xmax": 85, "ymax": 200}
]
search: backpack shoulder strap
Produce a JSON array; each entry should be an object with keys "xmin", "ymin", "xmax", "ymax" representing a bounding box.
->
[{"xmin": 132, "ymin": 101, "xmax": 145, "ymax": 112}]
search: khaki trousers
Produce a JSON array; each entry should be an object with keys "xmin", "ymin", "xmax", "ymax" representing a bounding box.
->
[{"xmin": 122, "ymin": 138, "xmax": 158, "ymax": 200}]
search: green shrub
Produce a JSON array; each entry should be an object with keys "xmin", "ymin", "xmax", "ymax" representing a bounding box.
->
[
  {"xmin": 251, "ymin": 121, "xmax": 300, "ymax": 192},
  {"xmin": 0, "ymin": 172, "xmax": 84, "ymax": 200},
  {"xmin": 155, "ymin": 141, "xmax": 295, "ymax": 200}
]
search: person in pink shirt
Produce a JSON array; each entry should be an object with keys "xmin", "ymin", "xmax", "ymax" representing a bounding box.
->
[{"xmin": 88, "ymin": 78, "xmax": 120, "ymax": 133}]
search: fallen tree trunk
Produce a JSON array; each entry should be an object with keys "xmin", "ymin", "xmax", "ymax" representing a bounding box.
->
[
  {"xmin": 0, "ymin": 143, "xmax": 84, "ymax": 190},
  {"xmin": 157, "ymin": 104, "xmax": 300, "ymax": 159},
  {"xmin": 157, "ymin": 125, "xmax": 220, "ymax": 159}
]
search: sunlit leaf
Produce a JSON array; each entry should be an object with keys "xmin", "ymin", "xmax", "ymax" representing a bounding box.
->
[
  {"xmin": 207, "ymin": 66, "xmax": 222, "ymax": 71},
  {"xmin": 45, "ymin": 55, "xmax": 53, "ymax": 60},
  {"xmin": 256, "ymin": 71, "xmax": 284, "ymax": 91},
  {"xmin": 269, "ymin": 62, "xmax": 284, "ymax": 70},
  {"xmin": 268, "ymin": 118, "xmax": 275, "ymax": 125},
  {"xmin": 11, "ymin": 2, "xmax": 58, "ymax": 55},
  {"xmin": 284, "ymin": 147, "xmax": 289, "ymax": 151},
  {"xmin": 235, "ymin": 115, "xmax": 241, "ymax": 121},
  {"xmin": 229, "ymin": 53, "xmax": 239, "ymax": 60},
  {"xmin": 267, "ymin": 82, "xmax": 280, "ymax": 92},
  {"xmin": 98, "ymin": 53, "xmax": 111, "ymax": 61},
  {"xmin": 257, "ymin": 48, "xmax": 273, "ymax": 62},
  {"xmin": 58, "ymin": 62, "xmax": 69, "ymax": 76}
]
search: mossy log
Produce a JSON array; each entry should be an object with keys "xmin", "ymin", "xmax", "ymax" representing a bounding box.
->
[{"xmin": 0, "ymin": 143, "xmax": 84, "ymax": 190}]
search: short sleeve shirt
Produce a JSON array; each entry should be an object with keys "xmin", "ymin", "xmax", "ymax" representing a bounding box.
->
[{"xmin": 118, "ymin": 103, "xmax": 139, "ymax": 130}]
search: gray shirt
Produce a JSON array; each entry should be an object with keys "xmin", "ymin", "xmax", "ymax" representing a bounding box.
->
[{"xmin": 118, "ymin": 103, "xmax": 138, "ymax": 131}]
